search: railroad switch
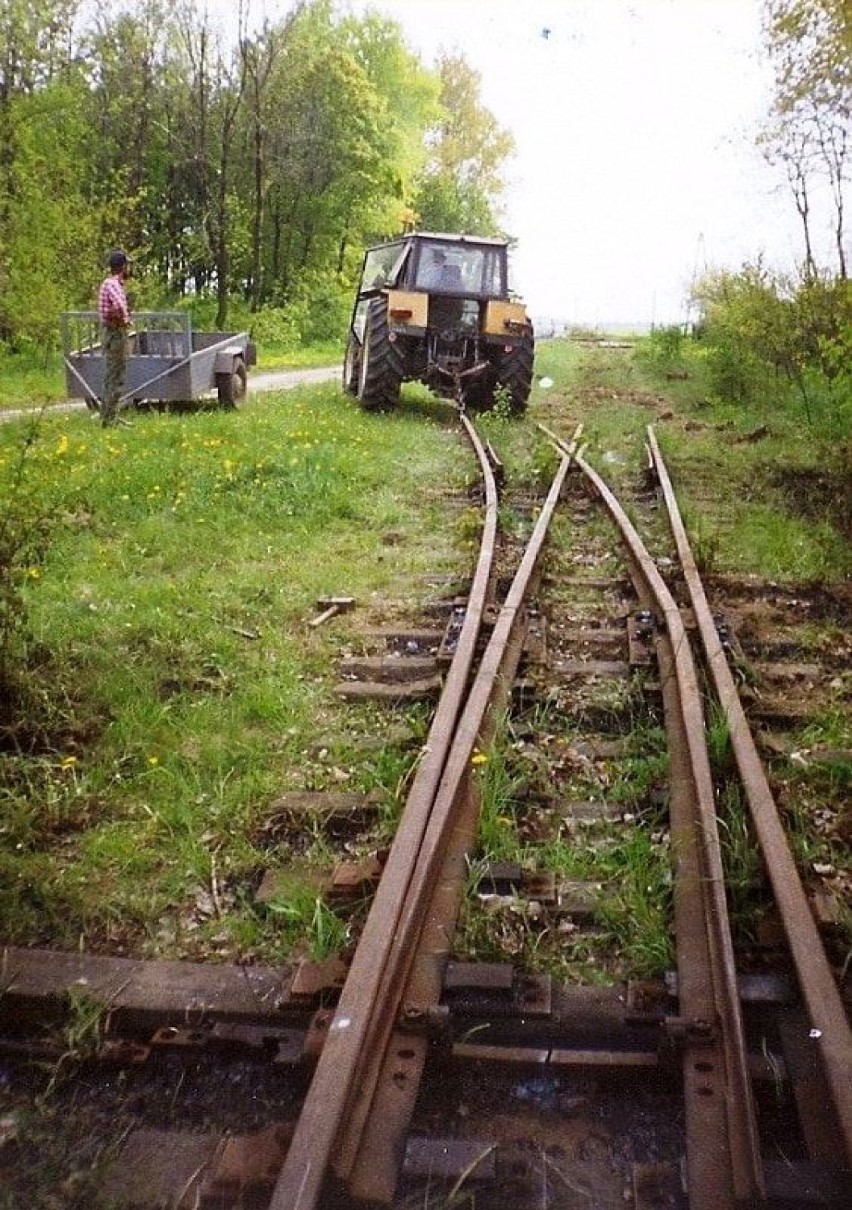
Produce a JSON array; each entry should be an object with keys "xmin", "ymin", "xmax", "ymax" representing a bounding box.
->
[
  {"xmin": 437, "ymin": 599, "xmax": 468, "ymax": 663},
  {"xmin": 523, "ymin": 604, "xmax": 547, "ymax": 661},
  {"xmin": 484, "ymin": 439, "xmax": 505, "ymax": 487},
  {"xmin": 303, "ymin": 1008, "xmax": 333, "ymax": 1061},
  {"xmin": 625, "ymin": 978, "xmax": 671, "ymax": 1024},
  {"xmin": 287, "ymin": 954, "xmax": 348, "ymax": 1005},
  {"xmin": 442, "ymin": 961, "xmax": 552, "ymax": 1018},
  {"xmin": 628, "ymin": 609, "xmax": 659, "ymax": 667},
  {"xmin": 146, "ymin": 1020, "xmax": 305, "ymax": 1063}
]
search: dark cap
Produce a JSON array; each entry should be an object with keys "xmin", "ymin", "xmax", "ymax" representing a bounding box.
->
[{"xmin": 108, "ymin": 249, "xmax": 128, "ymax": 271}]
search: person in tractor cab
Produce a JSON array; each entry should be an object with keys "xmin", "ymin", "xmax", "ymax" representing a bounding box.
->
[
  {"xmin": 419, "ymin": 248, "xmax": 461, "ymax": 291},
  {"xmin": 97, "ymin": 249, "xmax": 132, "ymax": 428}
]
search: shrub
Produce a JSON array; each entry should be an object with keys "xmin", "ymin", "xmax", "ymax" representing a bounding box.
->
[
  {"xmin": 691, "ymin": 264, "xmax": 851, "ymax": 424},
  {"xmin": 290, "ymin": 271, "xmax": 351, "ymax": 344},
  {"xmin": 247, "ymin": 306, "xmax": 304, "ymax": 350},
  {"xmin": 637, "ymin": 324, "xmax": 685, "ymax": 367}
]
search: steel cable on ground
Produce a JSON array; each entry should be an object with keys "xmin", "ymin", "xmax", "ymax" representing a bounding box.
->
[{"xmin": 647, "ymin": 424, "xmax": 852, "ymax": 1163}]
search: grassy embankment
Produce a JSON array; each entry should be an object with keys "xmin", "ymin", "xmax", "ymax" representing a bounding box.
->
[{"xmin": 1, "ymin": 336, "xmax": 848, "ymax": 979}]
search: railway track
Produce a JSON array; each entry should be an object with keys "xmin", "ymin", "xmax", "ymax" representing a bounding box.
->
[{"xmin": 1, "ymin": 408, "xmax": 849, "ymax": 1209}]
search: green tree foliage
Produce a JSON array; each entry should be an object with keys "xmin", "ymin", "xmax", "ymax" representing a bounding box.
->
[
  {"xmin": 763, "ymin": 0, "xmax": 851, "ymax": 117},
  {"xmin": 412, "ymin": 54, "xmax": 514, "ymax": 236},
  {"xmin": 0, "ymin": 0, "xmax": 91, "ymax": 346},
  {"xmin": 3, "ymin": 77, "xmax": 101, "ymax": 353},
  {"xmin": 260, "ymin": 4, "xmax": 399, "ymax": 299},
  {"xmin": 0, "ymin": 0, "xmax": 511, "ymax": 349}
]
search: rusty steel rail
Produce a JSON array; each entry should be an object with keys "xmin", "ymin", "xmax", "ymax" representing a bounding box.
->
[
  {"xmin": 340, "ymin": 431, "xmax": 582, "ymax": 1203},
  {"xmin": 271, "ymin": 422, "xmax": 581, "ymax": 1208},
  {"xmin": 540, "ymin": 423, "xmax": 765, "ymax": 1208},
  {"xmin": 269, "ymin": 414, "xmax": 501, "ymax": 1209},
  {"xmin": 647, "ymin": 424, "xmax": 852, "ymax": 1165}
]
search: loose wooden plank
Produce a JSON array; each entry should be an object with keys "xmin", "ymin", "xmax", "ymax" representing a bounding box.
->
[{"xmin": 0, "ymin": 946, "xmax": 291, "ymax": 1031}]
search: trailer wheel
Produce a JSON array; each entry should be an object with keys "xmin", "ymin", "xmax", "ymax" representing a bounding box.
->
[
  {"xmin": 357, "ymin": 299, "xmax": 402, "ymax": 411},
  {"xmin": 217, "ymin": 358, "xmax": 247, "ymax": 409}
]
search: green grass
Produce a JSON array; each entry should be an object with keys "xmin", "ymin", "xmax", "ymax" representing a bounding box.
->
[
  {"xmin": 0, "ymin": 383, "xmax": 470, "ymax": 957},
  {"xmin": 456, "ymin": 717, "xmax": 673, "ymax": 983},
  {"xmin": 258, "ymin": 338, "xmax": 342, "ymax": 371}
]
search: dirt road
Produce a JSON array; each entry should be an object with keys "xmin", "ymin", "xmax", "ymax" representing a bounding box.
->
[{"xmin": 0, "ymin": 364, "xmax": 339, "ymax": 424}]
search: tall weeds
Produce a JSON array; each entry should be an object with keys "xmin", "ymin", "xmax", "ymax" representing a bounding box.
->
[{"xmin": 0, "ymin": 425, "xmax": 57, "ymax": 749}]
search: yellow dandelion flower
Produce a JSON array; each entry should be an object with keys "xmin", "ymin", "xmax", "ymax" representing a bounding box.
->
[{"xmin": 471, "ymin": 751, "xmax": 488, "ymax": 766}]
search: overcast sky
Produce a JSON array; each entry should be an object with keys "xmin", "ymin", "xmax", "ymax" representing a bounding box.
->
[{"xmin": 237, "ymin": 0, "xmax": 827, "ymax": 325}]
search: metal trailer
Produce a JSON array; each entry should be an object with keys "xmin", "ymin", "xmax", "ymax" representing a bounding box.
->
[{"xmin": 61, "ymin": 310, "xmax": 257, "ymax": 413}]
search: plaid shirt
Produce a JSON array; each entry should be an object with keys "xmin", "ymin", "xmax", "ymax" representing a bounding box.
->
[{"xmin": 98, "ymin": 274, "xmax": 130, "ymax": 327}]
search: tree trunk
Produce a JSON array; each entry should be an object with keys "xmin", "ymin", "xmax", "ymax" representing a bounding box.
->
[{"xmin": 250, "ymin": 114, "xmax": 264, "ymax": 310}]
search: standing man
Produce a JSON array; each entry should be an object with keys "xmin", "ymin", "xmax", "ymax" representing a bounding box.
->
[{"xmin": 97, "ymin": 249, "xmax": 131, "ymax": 427}]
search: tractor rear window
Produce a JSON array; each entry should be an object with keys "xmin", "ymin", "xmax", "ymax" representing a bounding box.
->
[{"xmin": 415, "ymin": 244, "xmax": 505, "ymax": 296}]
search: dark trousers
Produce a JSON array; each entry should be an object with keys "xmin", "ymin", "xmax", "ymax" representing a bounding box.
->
[{"xmin": 101, "ymin": 325, "xmax": 127, "ymax": 424}]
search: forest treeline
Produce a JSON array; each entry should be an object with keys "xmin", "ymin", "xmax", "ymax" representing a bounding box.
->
[{"xmin": 0, "ymin": 0, "xmax": 514, "ymax": 352}]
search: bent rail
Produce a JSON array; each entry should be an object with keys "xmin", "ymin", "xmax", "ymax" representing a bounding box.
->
[
  {"xmin": 270, "ymin": 414, "xmax": 501, "ymax": 1209},
  {"xmin": 541, "ymin": 422, "xmax": 765, "ymax": 1208},
  {"xmin": 272, "ymin": 420, "xmax": 581, "ymax": 1209},
  {"xmin": 647, "ymin": 424, "xmax": 852, "ymax": 1164}
]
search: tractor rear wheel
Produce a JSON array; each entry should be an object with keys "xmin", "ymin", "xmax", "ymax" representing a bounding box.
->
[
  {"xmin": 357, "ymin": 299, "xmax": 402, "ymax": 411},
  {"xmin": 495, "ymin": 329, "xmax": 535, "ymax": 415}
]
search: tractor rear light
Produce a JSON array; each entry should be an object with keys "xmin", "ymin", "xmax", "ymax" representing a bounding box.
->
[{"xmin": 390, "ymin": 308, "xmax": 413, "ymax": 320}]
